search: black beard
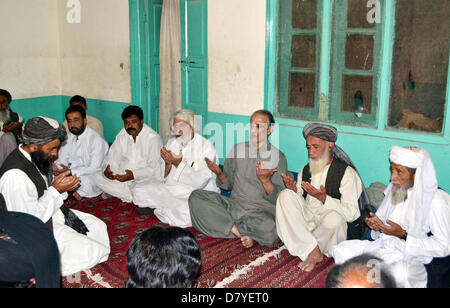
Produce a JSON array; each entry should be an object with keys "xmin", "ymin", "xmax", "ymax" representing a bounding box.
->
[
  {"xmin": 70, "ymin": 125, "xmax": 85, "ymax": 136},
  {"xmin": 31, "ymin": 150, "xmax": 53, "ymax": 176}
]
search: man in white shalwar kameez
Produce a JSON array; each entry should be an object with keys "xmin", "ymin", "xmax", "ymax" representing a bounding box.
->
[
  {"xmin": 132, "ymin": 109, "xmax": 219, "ymax": 227},
  {"xmin": 54, "ymin": 105, "xmax": 109, "ymax": 200},
  {"xmin": 331, "ymin": 146, "xmax": 450, "ymax": 288},
  {"xmin": 0, "ymin": 117, "xmax": 110, "ymax": 276},
  {"xmin": 94, "ymin": 105, "xmax": 163, "ymax": 203},
  {"xmin": 276, "ymin": 123, "xmax": 368, "ymax": 272}
]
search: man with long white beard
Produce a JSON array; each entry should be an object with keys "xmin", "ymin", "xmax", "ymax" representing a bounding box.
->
[
  {"xmin": 276, "ymin": 123, "xmax": 369, "ymax": 272},
  {"xmin": 331, "ymin": 146, "xmax": 450, "ymax": 288},
  {"xmin": 0, "ymin": 89, "xmax": 24, "ymax": 167},
  {"xmin": 132, "ymin": 109, "xmax": 219, "ymax": 227}
]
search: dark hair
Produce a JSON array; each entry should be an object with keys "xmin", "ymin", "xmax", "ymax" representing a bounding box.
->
[
  {"xmin": 126, "ymin": 226, "xmax": 201, "ymax": 288},
  {"xmin": 0, "ymin": 89, "xmax": 12, "ymax": 104},
  {"xmin": 325, "ymin": 254, "xmax": 397, "ymax": 288},
  {"xmin": 251, "ymin": 109, "xmax": 275, "ymax": 126},
  {"xmin": 121, "ymin": 105, "xmax": 144, "ymax": 121},
  {"xmin": 65, "ymin": 104, "xmax": 86, "ymax": 119},
  {"xmin": 69, "ymin": 95, "xmax": 87, "ymax": 106}
]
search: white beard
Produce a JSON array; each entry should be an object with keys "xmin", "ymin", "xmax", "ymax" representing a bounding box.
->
[
  {"xmin": 0, "ymin": 107, "xmax": 10, "ymax": 123},
  {"xmin": 309, "ymin": 150, "xmax": 331, "ymax": 175},
  {"xmin": 391, "ymin": 180, "xmax": 413, "ymax": 205}
]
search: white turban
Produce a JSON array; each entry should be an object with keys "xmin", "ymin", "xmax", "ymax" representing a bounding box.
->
[{"xmin": 382, "ymin": 146, "xmax": 438, "ymax": 238}]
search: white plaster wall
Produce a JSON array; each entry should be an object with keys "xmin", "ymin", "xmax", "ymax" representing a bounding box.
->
[
  {"xmin": 58, "ymin": 0, "xmax": 131, "ymax": 102},
  {"xmin": 208, "ymin": 0, "xmax": 266, "ymax": 115},
  {"xmin": 0, "ymin": 0, "xmax": 61, "ymax": 99}
]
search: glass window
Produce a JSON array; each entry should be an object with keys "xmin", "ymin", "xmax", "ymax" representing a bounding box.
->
[{"xmin": 388, "ymin": 0, "xmax": 450, "ymax": 133}]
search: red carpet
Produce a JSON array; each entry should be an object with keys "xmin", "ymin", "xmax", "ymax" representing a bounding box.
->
[{"xmin": 62, "ymin": 196, "xmax": 334, "ymax": 288}]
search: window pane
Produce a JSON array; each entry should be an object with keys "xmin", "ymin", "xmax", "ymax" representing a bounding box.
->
[
  {"xmin": 289, "ymin": 73, "xmax": 316, "ymax": 108},
  {"xmin": 291, "ymin": 35, "xmax": 316, "ymax": 69},
  {"xmin": 345, "ymin": 34, "xmax": 374, "ymax": 70},
  {"xmin": 342, "ymin": 75, "xmax": 373, "ymax": 114},
  {"xmin": 389, "ymin": 0, "xmax": 449, "ymax": 133},
  {"xmin": 292, "ymin": 0, "xmax": 317, "ymax": 29},
  {"xmin": 347, "ymin": 0, "xmax": 376, "ymax": 29}
]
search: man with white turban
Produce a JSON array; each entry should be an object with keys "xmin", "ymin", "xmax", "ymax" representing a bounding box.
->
[
  {"xmin": 132, "ymin": 109, "xmax": 219, "ymax": 227},
  {"xmin": 331, "ymin": 146, "xmax": 450, "ymax": 288},
  {"xmin": 0, "ymin": 117, "xmax": 110, "ymax": 276},
  {"xmin": 276, "ymin": 122, "xmax": 370, "ymax": 272}
]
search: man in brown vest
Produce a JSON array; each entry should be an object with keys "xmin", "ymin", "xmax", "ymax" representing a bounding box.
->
[{"xmin": 276, "ymin": 123, "xmax": 369, "ymax": 272}]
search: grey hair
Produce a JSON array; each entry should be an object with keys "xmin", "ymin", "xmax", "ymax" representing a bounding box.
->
[{"xmin": 169, "ymin": 109, "xmax": 200, "ymax": 133}]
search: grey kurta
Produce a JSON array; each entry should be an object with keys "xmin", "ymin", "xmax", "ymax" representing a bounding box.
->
[{"xmin": 188, "ymin": 142, "xmax": 288, "ymax": 247}]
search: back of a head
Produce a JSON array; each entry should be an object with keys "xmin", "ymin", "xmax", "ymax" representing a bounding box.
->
[
  {"xmin": 325, "ymin": 254, "xmax": 396, "ymax": 288},
  {"xmin": 126, "ymin": 226, "xmax": 201, "ymax": 288},
  {"xmin": 69, "ymin": 95, "xmax": 87, "ymax": 107}
]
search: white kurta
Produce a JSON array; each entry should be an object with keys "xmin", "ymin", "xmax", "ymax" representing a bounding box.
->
[
  {"xmin": 55, "ymin": 126, "xmax": 109, "ymax": 198},
  {"xmin": 0, "ymin": 147, "xmax": 110, "ymax": 276},
  {"xmin": 276, "ymin": 164, "xmax": 362, "ymax": 260},
  {"xmin": 63, "ymin": 114, "xmax": 104, "ymax": 137},
  {"xmin": 0, "ymin": 113, "xmax": 23, "ymax": 167},
  {"xmin": 93, "ymin": 124, "xmax": 163, "ymax": 203},
  {"xmin": 331, "ymin": 188, "xmax": 450, "ymax": 288},
  {"xmin": 132, "ymin": 133, "xmax": 220, "ymax": 228}
]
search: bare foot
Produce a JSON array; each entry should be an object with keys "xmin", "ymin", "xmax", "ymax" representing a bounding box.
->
[
  {"xmin": 240, "ymin": 236, "xmax": 254, "ymax": 248},
  {"xmin": 299, "ymin": 245, "xmax": 323, "ymax": 272},
  {"xmin": 72, "ymin": 191, "xmax": 82, "ymax": 201},
  {"xmin": 231, "ymin": 225, "xmax": 254, "ymax": 248}
]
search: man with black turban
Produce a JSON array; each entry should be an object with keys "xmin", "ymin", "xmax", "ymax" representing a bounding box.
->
[
  {"xmin": 0, "ymin": 117, "xmax": 110, "ymax": 276},
  {"xmin": 276, "ymin": 122, "xmax": 370, "ymax": 272}
]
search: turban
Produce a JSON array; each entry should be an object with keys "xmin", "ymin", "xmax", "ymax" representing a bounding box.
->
[
  {"xmin": 22, "ymin": 117, "xmax": 67, "ymax": 146},
  {"xmin": 303, "ymin": 122, "xmax": 338, "ymax": 142}
]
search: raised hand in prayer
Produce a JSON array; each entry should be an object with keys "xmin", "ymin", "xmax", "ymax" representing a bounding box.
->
[
  {"xmin": 378, "ymin": 219, "xmax": 407, "ymax": 239},
  {"xmin": 256, "ymin": 161, "xmax": 278, "ymax": 195},
  {"xmin": 301, "ymin": 182, "xmax": 327, "ymax": 204},
  {"xmin": 115, "ymin": 170, "xmax": 134, "ymax": 182},
  {"xmin": 52, "ymin": 170, "xmax": 80, "ymax": 193},
  {"xmin": 205, "ymin": 157, "xmax": 227, "ymax": 184},
  {"xmin": 281, "ymin": 173, "xmax": 297, "ymax": 193},
  {"xmin": 52, "ymin": 162, "xmax": 70, "ymax": 176},
  {"xmin": 161, "ymin": 147, "xmax": 182, "ymax": 168},
  {"xmin": 364, "ymin": 212, "xmax": 384, "ymax": 231},
  {"xmin": 104, "ymin": 165, "xmax": 116, "ymax": 180}
]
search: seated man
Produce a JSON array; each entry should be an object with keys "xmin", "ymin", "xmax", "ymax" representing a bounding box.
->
[
  {"xmin": 63, "ymin": 95, "xmax": 104, "ymax": 137},
  {"xmin": 276, "ymin": 123, "xmax": 368, "ymax": 272},
  {"xmin": 0, "ymin": 117, "xmax": 110, "ymax": 276},
  {"xmin": 53, "ymin": 105, "xmax": 109, "ymax": 201},
  {"xmin": 0, "ymin": 208, "xmax": 60, "ymax": 288},
  {"xmin": 126, "ymin": 226, "xmax": 201, "ymax": 288},
  {"xmin": 189, "ymin": 110, "xmax": 289, "ymax": 248},
  {"xmin": 332, "ymin": 146, "xmax": 450, "ymax": 288},
  {"xmin": 94, "ymin": 105, "xmax": 163, "ymax": 203},
  {"xmin": 132, "ymin": 109, "xmax": 219, "ymax": 227},
  {"xmin": 0, "ymin": 89, "xmax": 24, "ymax": 167}
]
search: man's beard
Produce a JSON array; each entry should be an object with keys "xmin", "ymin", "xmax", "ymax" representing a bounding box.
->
[
  {"xmin": 391, "ymin": 179, "xmax": 414, "ymax": 205},
  {"xmin": 309, "ymin": 149, "xmax": 331, "ymax": 175},
  {"xmin": 0, "ymin": 106, "xmax": 10, "ymax": 123},
  {"xmin": 31, "ymin": 149, "xmax": 56, "ymax": 176},
  {"xmin": 70, "ymin": 123, "xmax": 85, "ymax": 136}
]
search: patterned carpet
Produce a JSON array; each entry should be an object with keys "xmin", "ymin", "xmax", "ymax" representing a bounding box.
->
[{"xmin": 62, "ymin": 196, "xmax": 335, "ymax": 288}]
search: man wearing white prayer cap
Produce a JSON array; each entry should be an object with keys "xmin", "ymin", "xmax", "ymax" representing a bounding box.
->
[
  {"xmin": 276, "ymin": 122, "xmax": 369, "ymax": 272},
  {"xmin": 0, "ymin": 116, "xmax": 110, "ymax": 276},
  {"xmin": 331, "ymin": 146, "xmax": 450, "ymax": 288}
]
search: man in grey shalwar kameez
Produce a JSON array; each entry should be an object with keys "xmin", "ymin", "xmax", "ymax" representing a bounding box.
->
[{"xmin": 188, "ymin": 110, "xmax": 289, "ymax": 248}]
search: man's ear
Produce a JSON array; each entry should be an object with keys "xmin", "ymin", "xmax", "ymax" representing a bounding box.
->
[
  {"xmin": 28, "ymin": 144, "xmax": 39, "ymax": 153},
  {"xmin": 267, "ymin": 125, "xmax": 274, "ymax": 137},
  {"xmin": 328, "ymin": 142, "xmax": 335, "ymax": 152}
]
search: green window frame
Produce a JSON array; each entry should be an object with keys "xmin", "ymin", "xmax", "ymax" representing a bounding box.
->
[{"xmin": 265, "ymin": 0, "xmax": 450, "ymax": 144}]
